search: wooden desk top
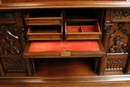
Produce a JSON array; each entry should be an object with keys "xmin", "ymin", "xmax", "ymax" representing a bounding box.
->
[{"xmin": 0, "ymin": 1, "xmax": 130, "ymax": 10}]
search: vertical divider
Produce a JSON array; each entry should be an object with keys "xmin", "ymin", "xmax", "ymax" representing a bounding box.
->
[{"xmin": 62, "ymin": 9, "xmax": 65, "ymax": 41}]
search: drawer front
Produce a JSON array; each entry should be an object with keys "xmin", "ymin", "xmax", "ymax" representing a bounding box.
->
[
  {"xmin": 27, "ymin": 34, "xmax": 62, "ymax": 40},
  {"xmin": 65, "ymin": 22, "xmax": 101, "ymax": 40},
  {"xmin": 25, "ymin": 17, "xmax": 62, "ymax": 25},
  {"xmin": 66, "ymin": 34, "xmax": 100, "ymax": 40}
]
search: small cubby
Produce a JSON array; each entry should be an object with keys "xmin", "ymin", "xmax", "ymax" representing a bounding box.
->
[
  {"xmin": 65, "ymin": 9, "xmax": 99, "ymax": 22},
  {"xmin": 27, "ymin": 25, "xmax": 63, "ymax": 40},
  {"xmin": 25, "ymin": 9, "xmax": 63, "ymax": 25},
  {"xmin": 34, "ymin": 58, "xmax": 97, "ymax": 77}
]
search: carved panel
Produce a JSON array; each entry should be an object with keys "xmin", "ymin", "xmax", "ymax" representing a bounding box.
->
[
  {"xmin": 105, "ymin": 54, "xmax": 128, "ymax": 71},
  {"xmin": 107, "ymin": 23, "xmax": 130, "ymax": 53},
  {"xmin": 0, "ymin": 11, "xmax": 16, "ymax": 24},
  {"xmin": 109, "ymin": 35, "xmax": 127, "ymax": 53},
  {"xmin": 0, "ymin": 25, "xmax": 22, "ymax": 55},
  {"xmin": 1, "ymin": 57, "xmax": 26, "ymax": 72},
  {"xmin": 106, "ymin": 9, "xmax": 130, "ymax": 22}
]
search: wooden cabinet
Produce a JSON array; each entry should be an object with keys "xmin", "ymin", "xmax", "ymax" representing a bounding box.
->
[
  {"xmin": 0, "ymin": 0, "xmax": 130, "ymax": 83},
  {"xmin": 23, "ymin": 9, "xmax": 106, "ymax": 75}
]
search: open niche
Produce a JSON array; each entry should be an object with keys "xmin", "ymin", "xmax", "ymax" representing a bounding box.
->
[{"xmin": 23, "ymin": 9, "xmax": 105, "ymax": 76}]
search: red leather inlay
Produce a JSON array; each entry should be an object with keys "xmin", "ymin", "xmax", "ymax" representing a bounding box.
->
[{"xmin": 28, "ymin": 41, "xmax": 100, "ymax": 52}]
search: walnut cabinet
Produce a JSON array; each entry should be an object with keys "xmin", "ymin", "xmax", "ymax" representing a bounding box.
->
[{"xmin": 0, "ymin": 0, "xmax": 130, "ymax": 83}]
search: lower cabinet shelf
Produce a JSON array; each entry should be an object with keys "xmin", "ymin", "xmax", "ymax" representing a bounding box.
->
[{"xmin": 34, "ymin": 58, "xmax": 97, "ymax": 77}]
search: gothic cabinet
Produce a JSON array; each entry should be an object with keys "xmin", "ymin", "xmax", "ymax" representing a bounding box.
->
[
  {"xmin": 103, "ymin": 9, "xmax": 130, "ymax": 74},
  {"xmin": 0, "ymin": 11, "xmax": 26, "ymax": 76}
]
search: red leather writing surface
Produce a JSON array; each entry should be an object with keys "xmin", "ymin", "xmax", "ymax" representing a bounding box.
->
[{"xmin": 29, "ymin": 41, "xmax": 100, "ymax": 52}]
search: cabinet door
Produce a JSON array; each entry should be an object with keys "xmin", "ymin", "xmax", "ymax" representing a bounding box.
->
[
  {"xmin": 0, "ymin": 11, "xmax": 26, "ymax": 75},
  {"xmin": 0, "ymin": 24, "xmax": 23, "ymax": 55},
  {"xmin": 102, "ymin": 9, "xmax": 130, "ymax": 74}
]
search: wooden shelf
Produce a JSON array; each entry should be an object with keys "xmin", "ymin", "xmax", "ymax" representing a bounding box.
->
[
  {"xmin": 25, "ymin": 9, "xmax": 62, "ymax": 25},
  {"xmin": 27, "ymin": 25, "xmax": 63, "ymax": 40},
  {"xmin": 34, "ymin": 58, "xmax": 97, "ymax": 77}
]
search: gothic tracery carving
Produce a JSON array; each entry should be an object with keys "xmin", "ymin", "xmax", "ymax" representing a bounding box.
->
[
  {"xmin": 106, "ymin": 58, "xmax": 125, "ymax": 70},
  {"xmin": 0, "ymin": 11, "xmax": 14, "ymax": 20},
  {"xmin": 111, "ymin": 23, "xmax": 125, "ymax": 37},
  {"xmin": 3, "ymin": 37, "xmax": 20, "ymax": 55},
  {"xmin": 5, "ymin": 59, "xmax": 25, "ymax": 72},
  {"xmin": 113, "ymin": 9, "xmax": 130, "ymax": 19},
  {"xmin": 104, "ymin": 25, "xmax": 113, "ymax": 34},
  {"xmin": 109, "ymin": 35, "xmax": 127, "ymax": 53},
  {"xmin": 0, "ymin": 25, "xmax": 21, "ymax": 55}
]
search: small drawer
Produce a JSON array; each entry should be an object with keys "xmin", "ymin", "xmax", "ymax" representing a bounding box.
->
[
  {"xmin": 27, "ymin": 25, "xmax": 63, "ymax": 40},
  {"xmin": 25, "ymin": 9, "xmax": 62, "ymax": 25},
  {"xmin": 65, "ymin": 22, "xmax": 101, "ymax": 40}
]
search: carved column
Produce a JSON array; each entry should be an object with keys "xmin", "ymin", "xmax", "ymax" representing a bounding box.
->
[
  {"xmin": 25, "ymin": 59, "xmax": 33, "ymax": 76},
  {"xmin": 103, "ymin": 23, "xmax": 113, "ymax": 51}
]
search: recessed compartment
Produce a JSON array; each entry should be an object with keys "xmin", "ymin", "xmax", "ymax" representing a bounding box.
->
[
  {"xmin": 65, "ymin": 22, "xmax": 101, "ymax": 40},
  {"xmin": 65, "ymin": 9, "xmax": 99, "ymax": 22},
  {"xmin": 27, "ymin": 25, "xmax": 63, "ymax": 40},
  {"xmin": 23, "ymin": 40, "xmax": 105, "ymax": 58},
  {"xmin": 25, "ymin": 9, "xmax": 62, "ymax": 25}
]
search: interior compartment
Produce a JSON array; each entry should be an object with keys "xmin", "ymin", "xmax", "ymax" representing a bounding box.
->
[
  {"xmin": 34, "ymin": 58, "xmax": 97, "ymax": 77},
  {"xmin": 65, "ymin": 21, "xmax": 101, "ymax": 40},
  {"xmin": 65, "ymin": 9, "xmax": 99, "ymax": 22},
  {"xmin": 27, "ymin": 25, "xmax": 63, "ymax": 40},
  {"xmin": 26, "ymin": 9, "xmax": 62, "ymax": 17},
  {"xmin": 25, "ymin": 9, "xmax": 62, "ymax": 25}
]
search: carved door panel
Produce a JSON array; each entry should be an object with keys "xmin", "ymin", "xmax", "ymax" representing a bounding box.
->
[
  {"xmin": 108, "ymin": 22, "xmax": 130, "ymax": 53},
  {"xmin": 0, "ymin": 24, "xmax": 22, "ymax": 56},
  {"xmin": 102, "ymin": 9, "xmax": 130, "ymax": 74},
  {"xmin": 0, "ymin": 10, "xmax": 27, "ymax": 75}
]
